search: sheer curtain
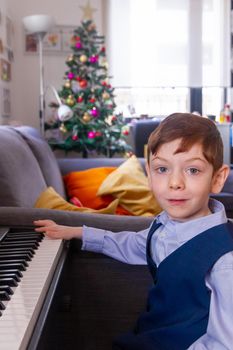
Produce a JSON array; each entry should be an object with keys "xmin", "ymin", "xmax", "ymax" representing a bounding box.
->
[{"xmin": 105, "ymin": 0, "xmax": 230, "ymax": 117}]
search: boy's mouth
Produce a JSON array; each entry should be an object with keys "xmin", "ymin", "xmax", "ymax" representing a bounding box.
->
[{"xmin": 167, "ymin": 199, "xmax": 188, "ymax": 205}]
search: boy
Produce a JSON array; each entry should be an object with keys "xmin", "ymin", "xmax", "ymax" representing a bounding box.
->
[{"xmin": 34, "ymin": 113, "xmax": 233, "ymax": 349}]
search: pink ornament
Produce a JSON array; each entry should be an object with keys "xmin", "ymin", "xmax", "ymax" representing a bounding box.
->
[
  {"xmin": 88, "ymin": 131, "xmax": 95, "ymax": 138},
  {"xmin": 75, "ymin": 41, "xmax": 82, "ymax": 49},
  {"xmin": 67, "ymin": 72, "xmax": 75, "ymax": 80},
  {"xmin": 90, "ymin": 108, "xmax": 99, "ymax": 117},
  {"xmin": 72, "ymin": 135, "xmax": 78, "ymax": 141},
  {"xmin": 89, "ymin": 55, "xmax": 98, "ymax": 63}
]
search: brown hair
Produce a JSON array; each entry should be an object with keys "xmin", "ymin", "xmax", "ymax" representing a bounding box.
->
[{"xmin": 147, "ymin": 113, "xmax": 223, "ymax": 171}]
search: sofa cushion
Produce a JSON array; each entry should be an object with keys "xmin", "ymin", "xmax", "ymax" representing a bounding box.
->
[
  {"xmin": 34, "ymin": 186, "xmax": 119, "ymax": 214},
  {"xmin": 0, "ymin": 127, "xmax": 47, "ymax": 207},
  {"xmin": 97, "ymin": 155, "xmax": 162, "ymax": 216},
  {"xmin": 63, "ymin": 167, "xmax": 116, "ymax": 209},
  {"xmin": 14, "ymin": 126, "xmax": 66, "ymax": 198}
]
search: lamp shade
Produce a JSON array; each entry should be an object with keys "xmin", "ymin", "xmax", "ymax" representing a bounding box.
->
[{"xmin": 22, "ymin": 14, "xmax": 55, "ymax": 35}]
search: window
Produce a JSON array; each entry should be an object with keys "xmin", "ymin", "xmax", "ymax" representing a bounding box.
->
[{"xmin": 105, "ymin": 0, "xmax": 230, "ymax": 118}]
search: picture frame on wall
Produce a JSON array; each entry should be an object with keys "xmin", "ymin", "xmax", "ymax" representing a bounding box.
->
[
  {"xmin": 25, "ymin": 34, "xmax": 37, "ymax": 53},
  {"xmin": 43, "ymin": 26, "xmax": 62, "ymax": 52},
  {"xmin": 0, "ymin": 87, "xmax": 11, "ymax": 117},
  {"xmin": 6, "ymin": 16, "xmax": 14, "ymax": 50},
  {"xmin": 0, "ymin": 38, "xmax": 3, "ymax": 53},
  {"xmin": 61, "ymin": 26, "xmax": 77, "ymax": 52},
  {"xmin": 24, "ymin": 25, "xmax": 76, "ymax": 54},
  {"xmin": 0, "ymin": 58, "xmax": 11, "ymax": 81}
]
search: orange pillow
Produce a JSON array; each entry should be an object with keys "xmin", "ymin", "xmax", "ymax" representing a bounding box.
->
[{"xmin": 63, "ymin": 167, "xmax": 117, "ymax": 210}]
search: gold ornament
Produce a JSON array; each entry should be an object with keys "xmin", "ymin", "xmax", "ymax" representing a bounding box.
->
[
  {"xmin": 102, "ymin": 91, "xmax": 110, "ymax": 100},
  {"xmin": 67, "ymin": 54, "xmax": 74, "ymax": 62},
  {"xmin": 82, "ymin": 112, "xmax": 91, "ymax": 123},
  {"xmin": 59, "ymin": 123, "xmax": 67, "ymax": 133},
  {"xmin": 64, "ymin": 80, "xmax": 71, "ymax": 88},
  {"xmin": 80, "ymin": 54, "xmax": 88, "ymax": 63},
  {"xmin": 66, "ymin": 95, "xmax": 75, "ymax": 106}
]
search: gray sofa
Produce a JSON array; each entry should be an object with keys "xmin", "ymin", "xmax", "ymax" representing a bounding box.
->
[
  {"xmin": 0, "ymin": 125, "xmax": 153, "ymax": 349},
  {"xmin": 0, "ymin": 125, "xmax": 152, "ymax": 229}
]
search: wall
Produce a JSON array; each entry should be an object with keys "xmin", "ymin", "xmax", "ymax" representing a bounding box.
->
[
  {"xmin": 0, "ymin": 0, "xmax": 13, "ymax": 124},
  {"xmin": 5, "ymin": 0, "xmax": 103, "ymax": 128}
]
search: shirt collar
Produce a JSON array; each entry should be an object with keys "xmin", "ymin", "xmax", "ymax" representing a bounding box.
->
[{"xmin": 156, "ymin": 199, "xmax": 227, "ymax": 243}]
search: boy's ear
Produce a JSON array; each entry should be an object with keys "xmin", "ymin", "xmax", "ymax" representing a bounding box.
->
[{"xmin": 211, "ymin": 164, "xmax": 230, "ymax": 194}]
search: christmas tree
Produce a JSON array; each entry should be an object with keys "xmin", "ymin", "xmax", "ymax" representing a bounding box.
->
[{"xmin": 46, "ymin": 20, "xmax": 131, "ymax": 158}]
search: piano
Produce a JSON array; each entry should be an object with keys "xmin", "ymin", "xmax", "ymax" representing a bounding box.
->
[
  {"xmin": 0, "ymin": 226, "xmax": 152, "ymax": 350},
  {"xmin": 0, "ymin": 227, "xmax": 67, "ymax": 350}
]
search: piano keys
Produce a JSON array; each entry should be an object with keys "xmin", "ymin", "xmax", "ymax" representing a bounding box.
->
[{"xmin": 0, "ymin": 227, "xmax": 66, "ymax": 350}]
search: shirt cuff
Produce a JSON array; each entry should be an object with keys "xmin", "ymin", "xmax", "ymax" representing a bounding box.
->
[{"xmin": 81, "ymin": 225, "xmax": 105, "ymax": 253}]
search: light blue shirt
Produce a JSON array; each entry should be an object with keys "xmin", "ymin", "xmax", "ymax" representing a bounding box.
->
[{"xmin": 82, "ymin": 199, "xmax": 233, "ymax": 349}]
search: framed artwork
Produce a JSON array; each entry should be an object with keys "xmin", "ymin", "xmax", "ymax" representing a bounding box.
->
[
  {"xmin": 24, "ymin": 25, "xmax": 76, "ymax": 54},
  {"xmin": 0, "ymin": 58, "xmax": 11, "ymax": 81},
  {"xmin": 61, "ymin": 26, "xmax": 77, "ymax": 52},
  {"xmin": 6, "ymin": 16, "xmax": 13, "ymax": 49},
  {"xmin": 25, "ymin": 33, "xmax": 37, "ymax": 53},
  {"xmin": 0, "ymin": 87, "xmax": 11, "ymax": 116},
  {"xmin": 43, "ymin": 27, "xmax": 62, "ymax": 52},
  {"xmin": 0, "ymin": 38, "xmax": 3, "ymax": 53}
]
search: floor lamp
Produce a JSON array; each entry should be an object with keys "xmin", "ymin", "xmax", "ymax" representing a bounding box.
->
[{"xmin": 22, "ymin": 15, "xmax": 55, "ymax": 135}]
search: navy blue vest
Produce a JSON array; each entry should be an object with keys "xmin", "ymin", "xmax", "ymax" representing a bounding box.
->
[{"xmin": 113, "ymin": 221, "xmax": 233, "ymax": 350}]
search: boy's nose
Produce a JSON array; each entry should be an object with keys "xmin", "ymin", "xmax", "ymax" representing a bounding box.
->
[{"xmin": 169, "ymin": 173, "xmax": 184, "ymax": 190}]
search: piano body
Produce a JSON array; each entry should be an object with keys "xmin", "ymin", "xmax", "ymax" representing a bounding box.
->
[{"xmin": 0, "ymin": 226, "xmax": 151, "ymax": 350}]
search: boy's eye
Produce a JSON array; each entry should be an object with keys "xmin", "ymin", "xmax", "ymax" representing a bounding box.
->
[
  {"xmin": 156, "ymin": 166, "xmax": 168, "ymax": 174},
  {"xmin": 187, "ymin": 167, "xmax": 200, "ymax": 175}
]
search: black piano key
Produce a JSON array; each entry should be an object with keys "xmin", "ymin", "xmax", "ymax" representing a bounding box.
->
[
  {"xmin": 0, "ymin": 273, "xmax": 21, "ymax": 282},
  {"xmin": 0, "ymin": 242, "xmax": 39, "ymax": 249},
  {"xmin": 0, "ymin": 300, "xmax": 6, "ymax": 310},
  {"xmin": 0, "ymin": 239, "xmax": 40, "ymax": 245},
  {"xmin": 0, "ymin": 290, "xmax": 11, "ymax": 301},
  {"xmin": 0, "ymin": 259, "xmax": 28, "ymax": 268},
  {"xmin": 7, "ymin": 231, "xmax": 41, "ymax": 235},
  {"xmin": 0, "ymin": 262, "xmax": 26, "ymax": 271},
  {"xmin": 8, "ymin": 229, "xmax": 41, "ymax": 234},
  {"xmin": 7, "ymin": 231, "xmax": 44, "ymax": 240},
  {"xmin": 0, "ymin": 253, "xmax": 32, "ymax": 261},
  {"xmin": 0, "ymin": 227, "xmax": 9, "ymax": 242},
  {"xmin": 0, "ymin": 278, "xmax": 18, "ymax": 287},
  {"xmin": 0, "ymin": 244, "xmax": 35, "ymax": 256},
  {"xmin": 5, "ymin": 234, "xmax": 43, "ymax": 242},
  {"xmin": 0, "ymin": 248, "xmax": 34, "ymax": 257},
  {"xmin": 0, "ymin": 269, "xmax": 23, "ymax": 278},
  {"xmin": 0, "ymin": 285, "xmax": 14, "ymax": 295}
]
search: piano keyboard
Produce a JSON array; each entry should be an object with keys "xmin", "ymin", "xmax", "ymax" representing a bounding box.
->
[{"xmin": 0, "ymin": 227, "xmax": 64, "ymax": 350}]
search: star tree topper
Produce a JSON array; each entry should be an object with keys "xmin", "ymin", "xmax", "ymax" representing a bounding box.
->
[{"xmin": 80, "ymin": 0, "xmax": 97, "ymax": 20}]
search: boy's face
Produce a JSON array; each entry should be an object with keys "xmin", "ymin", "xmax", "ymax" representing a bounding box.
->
[{"xmin": 146, "ymin": 138, "xmax": 229, "ymax": 222}]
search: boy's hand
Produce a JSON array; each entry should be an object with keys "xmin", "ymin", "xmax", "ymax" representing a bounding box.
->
[{"xmin": 34, "ymin": 219, "xmax": 82, "ymax": 240}]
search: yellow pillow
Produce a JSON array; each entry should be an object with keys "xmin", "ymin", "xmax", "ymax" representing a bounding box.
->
[
  {"xmin": 97, "ymin": 155, "xmax": 161, "ymax": 216},
  {"xmin": 34, "ymin": 186, "xmax": 119, "ymax": 214}
]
